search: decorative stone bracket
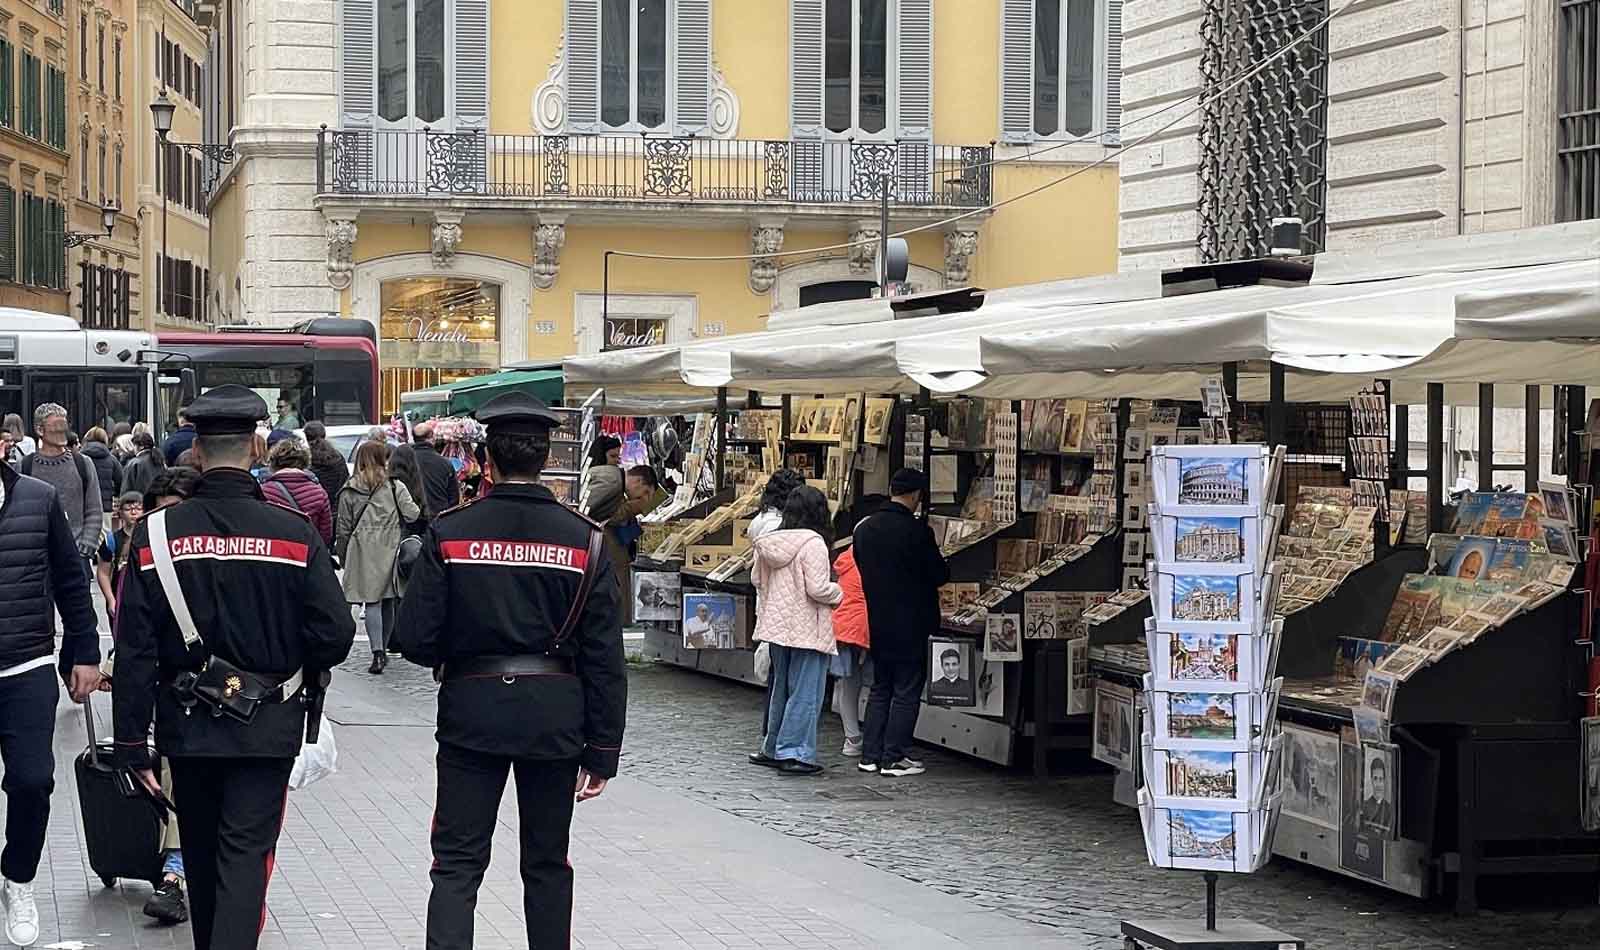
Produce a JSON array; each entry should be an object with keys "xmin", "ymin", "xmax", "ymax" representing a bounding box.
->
[
  {"xmin": 324, "ymin": 212, "xmax": 358, "ymax": 290},
  {"xmin": 944, "ymin": 227, "xmax": 980, "ymax": 286},
  {"xmin": 431, "ymin": 210, "xmax": 464, "ymax": 267},
  {"xmin": 532, "ymin": 215, "xmax": 567, "ymax": 290},
  {"xmin": 749, "ymin": 219, "xmax": 785, "ymax": 294},
  {"xmin": 848, "ymin": 221, "xmax": 881, "ymax": 275}
]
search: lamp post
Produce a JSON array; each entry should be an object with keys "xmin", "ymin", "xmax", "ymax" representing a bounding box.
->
[
  {"xmin": 61, "ymin": 203, "xmax": 119, "ymax": 247},
  {"xmin": 151, "ymin": 92, "xmax": 235, "ymax": 321}
]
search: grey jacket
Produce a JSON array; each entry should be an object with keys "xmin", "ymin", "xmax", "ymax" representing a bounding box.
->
[{"xmin": 335, "ymin": 477, "xmax": 420, "ymax": 603}]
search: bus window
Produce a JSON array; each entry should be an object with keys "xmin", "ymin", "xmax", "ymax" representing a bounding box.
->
[
  {"xmin": 29, "ymin": 376, "xmax": 83, "ymax": 433},
  {"xmin": 0, "ymin": 386, "xmax": 21, "ymax": 425},
  {"xmin": 92, "ymin": 377, "xmax": 143, "ymax": 433}
]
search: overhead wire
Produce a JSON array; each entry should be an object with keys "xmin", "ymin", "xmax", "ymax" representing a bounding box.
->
[{"xmin": 607, "ymin": 0, "xmax": 1359, "ymax": 265}]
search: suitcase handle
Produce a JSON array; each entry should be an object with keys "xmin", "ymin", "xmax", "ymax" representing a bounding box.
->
[{"xmin": 84, "ymin": 696, "xmax": 101, "ymax": 766}]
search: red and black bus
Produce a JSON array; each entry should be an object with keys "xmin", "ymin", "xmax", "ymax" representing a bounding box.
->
[{"xmin": 156, "ymin": 319, "xmax": 380, "ymax": 428}]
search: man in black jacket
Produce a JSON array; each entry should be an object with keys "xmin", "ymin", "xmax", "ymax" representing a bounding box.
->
[
  {"xmin": 852, "ymin": 468, "xmax": 949, "ymax": 778},
  {"xmin": 411, "ymin": 421, "xmax": 460, "ymax": 515},
  {"xmin": 0, "ymin": 460, "xmax": 102, "ymax": 948}
]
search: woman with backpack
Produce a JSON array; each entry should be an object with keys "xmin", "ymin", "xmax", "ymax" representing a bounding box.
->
[
  {"xmin": 335, "ymin": 440, "xmax": 419, "ymax": 674},
  {"xmin": 261, "ymin": 438, "xmax": 334, "ymax": 544}
]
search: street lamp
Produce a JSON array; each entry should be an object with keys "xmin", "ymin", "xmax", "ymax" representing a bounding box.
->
[
  {"xmin": 149, "ymin": 92, "xmax": 175, "ymax": 140},
  {"xmin": 61, "ymin": 203, "xmax": 119, "ymax": 247}
]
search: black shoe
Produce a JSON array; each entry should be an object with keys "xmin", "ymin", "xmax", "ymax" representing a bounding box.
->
[
  {"xmin": 143, "ymin": 880, "xmax": 188, "ymax": 925},
  {"xmin": 778, "ymin": 759, "xmax": 823, "ymax": 775},
  {"xmin": 368, "ymin": 651, "xmax": 385, "ymax": 675},
  {"xmin": 747, "ymin": 751, "xmax": 781, "ymax": 768}
]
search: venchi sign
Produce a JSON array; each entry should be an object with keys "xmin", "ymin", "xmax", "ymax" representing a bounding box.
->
[
  {"xmin": 605, "ymin": 318, "xmax": 665, "ymax": 350},
  {"xmin": 410, "ymin": 317, "xmax": 474, "ymax": 344}
]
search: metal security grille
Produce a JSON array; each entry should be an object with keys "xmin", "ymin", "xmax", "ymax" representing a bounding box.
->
[
  {"xmin": 1197, "ymin": 0, "xmax": 1329, "ymax": 261},
  {"xmin": 1558, "ymin": 0, "xmax": 1599, "ymax": 221}
]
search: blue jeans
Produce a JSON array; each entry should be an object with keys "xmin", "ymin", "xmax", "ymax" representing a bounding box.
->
[
  {"xmin": 163, "ymin": 848, "xmax": 184, "ymax": 878},
  {"xmin": 760, "ymin": 645, "xmax": 829, "ymax": 765}
]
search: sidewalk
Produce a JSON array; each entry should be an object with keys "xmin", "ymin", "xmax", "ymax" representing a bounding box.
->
[{"xmin": 29, "ymin": 652, "xmax": 1087, "ymax": 950}]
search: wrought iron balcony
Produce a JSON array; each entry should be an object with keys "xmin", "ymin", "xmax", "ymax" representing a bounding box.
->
[{"xmin": 316, "ymin": 128, "xmax": 993, "ymax": 209}]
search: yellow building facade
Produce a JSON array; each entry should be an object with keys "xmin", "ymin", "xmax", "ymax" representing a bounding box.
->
[
  {"xmin": 0, "ymin": 0, "xmax": 72, "ymax": 314},
  {"xmin": 210, "ymin": 0, "xmax": 1123, "ymax": 414}
]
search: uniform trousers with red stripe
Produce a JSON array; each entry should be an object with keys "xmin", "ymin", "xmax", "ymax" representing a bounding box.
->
[
  {"xmin": 427, "ymin": 744, "xmax": 579, "ymax": 950},
  {"xmin": 168, "ymin": 757, "xmax": 294, "ymax": 950}
]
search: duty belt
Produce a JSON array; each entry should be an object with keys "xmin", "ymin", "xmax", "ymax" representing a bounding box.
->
[{"xmin": 436, "ymin": 655, "xmax": 575, "ymax": 683}]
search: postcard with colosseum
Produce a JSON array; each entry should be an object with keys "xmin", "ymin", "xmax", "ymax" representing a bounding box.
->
[
  {"xmin": 1150, "ymin": 565, "xmax": 1263, "ymax": 634},
  {"xmin": 1148, "ymin": 444, "xmax": 1268, "ymax": 512}
]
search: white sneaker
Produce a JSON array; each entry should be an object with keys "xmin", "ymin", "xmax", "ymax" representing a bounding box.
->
[
  {"xmin": 880, "ymin": 758, "xmax": 926, "ymax": 777},
  {"xmin": 841, "ymin": 736, "xmax": 863, "ymax": 757},
  {"xmin": 2, "ymin": 878, "xmax": 39, "ymax": 948}
]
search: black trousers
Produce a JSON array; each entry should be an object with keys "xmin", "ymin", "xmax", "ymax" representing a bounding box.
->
[
  {"xmin": 427, "ymin": 744, "xmax": 579, "ymax": 950},
  {"xmin": 862, "ymin": 656, "xmax": 926, "ymax": 767},
  {"xmin": 0, "ymin": 666, "xmax": 57, "ymax": 884},
  {"xmin": 168, "ymin": 757, "xmax": 294, "ymax": 950}
]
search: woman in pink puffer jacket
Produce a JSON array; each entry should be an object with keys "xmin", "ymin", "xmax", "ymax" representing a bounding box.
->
[{"xmin": 748, "ymin": 485, "xmax": 843, "ymax": 774}]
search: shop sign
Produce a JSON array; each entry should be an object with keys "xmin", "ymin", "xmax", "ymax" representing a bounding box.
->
[
  {"xmin": 409, "ymin": 317, "xmax": 474, "ymax": 344},
  {"xmin": 604, "ymin": 318, "xmax": 666, "ymax": 350}
]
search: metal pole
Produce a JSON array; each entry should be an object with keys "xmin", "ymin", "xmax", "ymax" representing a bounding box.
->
[
  {"xmin": 715, "ymin": 386, "xmax": 727, "ymax": 490},
  {"xmin": 1567, "ymin": 386, "xmax": 1588, "ymax": 482},
  {"xmin": 1524, "ymin": 385, "xmax": 1539, "ymax": 490},
  {"xmin": 602, "ymin": 250, "xmax": 611, "ymax": 327},
  {"xmin": 1222, "ymin": 363, "xmax": 1239, "ymax": 442},
  {"xmin": 1204, "ymin": 871, "xmax": 1218, "ymax": 931},
  {"xmin": 1477, "ymin": 383, "xmax": 1493, "ymax": 490},
  {"xmin": 879, "ymin": 172, "xmax": 890, "ymax": 292},
  {"xmin": 1427, "ymin": 383, "xmax": 1445, "ymax": 533},
  {"xmin": 161, "ymin": 142, "xmax": 167, "ymax": 323},
  {"xmin": 1267, "ymin": 361, "xmax": 1286, "ymax": 450}
]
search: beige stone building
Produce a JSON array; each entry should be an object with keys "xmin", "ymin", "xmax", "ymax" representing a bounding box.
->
[{"xmin": 1, "ymin": 0, "xmax": 73, "ymax": 314}]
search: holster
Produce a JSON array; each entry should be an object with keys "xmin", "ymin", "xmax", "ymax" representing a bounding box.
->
[{"xmin": 171, "ymin": 655, "xmax": 293, "ymax": 725}]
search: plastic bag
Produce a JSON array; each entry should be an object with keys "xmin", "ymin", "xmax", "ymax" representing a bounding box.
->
[
  {"xmin": 752, "ymin": 642, "xmax": 771, "ymax": 685},
  {"xmin": 289, "ymin": 718, "xmax": 338, "ymax": 790}
]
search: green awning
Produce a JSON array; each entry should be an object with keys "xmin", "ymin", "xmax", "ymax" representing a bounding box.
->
[{"xmin": 399, "ymin": 369, "xmax": 566, "ymax": 417}]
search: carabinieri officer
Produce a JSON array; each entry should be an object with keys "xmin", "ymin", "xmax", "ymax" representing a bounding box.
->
[
  {"xmin": 391, "ymin": 391, "xmax": 626, "ymax": 950},
  {"xmin": 111, "ymin": 385, "xmax": 354, "ymax": 950}
]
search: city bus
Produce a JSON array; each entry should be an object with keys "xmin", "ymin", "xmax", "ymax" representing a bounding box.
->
[
  {"xmin": 0, "ymin": 307, "xmax": 166, "ymax": 439},
  {"xmin": 156, "ymin": 319, "xmax": 380, "ymax": 429}
]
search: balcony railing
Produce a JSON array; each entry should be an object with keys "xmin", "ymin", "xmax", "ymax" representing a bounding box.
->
[{"xmin": 317, "ymin": 128, "xmax": 994, "ymax": 208}]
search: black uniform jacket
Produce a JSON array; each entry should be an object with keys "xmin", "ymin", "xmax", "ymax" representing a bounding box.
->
[
  {"xmin": 391, "ymin": 482, "xmax": 627, "ymax": 778},
  {"xmin": 111, "ymin": 468, "xmax": 355, "ymax": 766}
]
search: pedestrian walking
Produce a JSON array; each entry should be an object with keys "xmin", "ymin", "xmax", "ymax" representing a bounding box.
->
[
  {"xmin": 160, "ymin": 408, "xmax": 196, "ymax": 465},
  {"xmin": 1, "ymin": 413, "xmax": 34, "ymax": 463},
  {"xmin": 302, "ymin": 422, "xmax": 349, "ymax": 504},
  {"xmin": 829, "ymin": 495, "xmax": 885, "ymax": 758},
  {"xmin": 411, "ymin": 421, "xmax": 461, "ymax": 515},
  {"xmin": 81, "ymin": 427, "xmax": 125, "ymax": 532},
  {"xmin": 0, "ymin": 452, "xmax": 103, "ymax": 948},
  {"xmin": 852, "ymin": 469, "xmax": 949, "ymax": 777},
  {"xmin": 387, "ymin": 444, "xmax": 431, "ymax": 533},
  {"xmin": 96, "ymin": 491, "xmax": 146, "ymax": 624},
  {"xmin": 20, "ymin": 404, "xmax": 102, "ymax": 583},
  {"xmin": 109, "ymin": 385, "xmax": 354, "ymax": 950},
  {"xmin": 335, "ymin": 440, "xmax": 419, "ymax": 675},
  {"xmin": 748, "ymin": 485, "xmax": 843, "ymax": 776},
  {"xmin": 390, "ymin": 390, "xmax": 626, "ymax": 950},
  {"xmin": 109, "ymin": 422, "xmax": 134, "ymax": 461},
  {"xmin": 121, "ymin": 431, "xmax": 167, "ymax": 498},
  {"xmin": 261, "ymin": 438, "xmax": 334, "ymax": 545}
]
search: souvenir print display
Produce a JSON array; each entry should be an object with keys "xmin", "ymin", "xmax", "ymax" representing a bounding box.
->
[
  {"xmin": 1281, "ymin": 724, "xmax": 1340, "ymax": 829},
  {"xmin": 928, "ymin": 638, "xmax": 978, "ymax": 707},
  {"xmin": 984, "ymin": 613, "xmax": 1023, "ymax": 662},
  {"xmin": 632, "ymin": 571, "xmax": 682, "ymax": 623},
  {"xmin": 1138, "ymin": 444, "xmax": 1284, "ymax": 873},
  {"xmin": 1093, "ymin": 682, "xmax": 1136, "ymax": 769},
  {"xmin": 862, "ymin": 398, "xmax": 895, "ymax": 445},
  {"xmin": 1583, "ymin": 717, "xmax": 1600, "ymax": 833},
  {"xmin": 681, "ymin": 592, "xmax": 737, "ymax": 650}
]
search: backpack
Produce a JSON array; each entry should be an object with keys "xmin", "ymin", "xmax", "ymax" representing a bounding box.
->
[{"xmin": 263, "ymin": 477, "xmax": 303, "ymax": 512}]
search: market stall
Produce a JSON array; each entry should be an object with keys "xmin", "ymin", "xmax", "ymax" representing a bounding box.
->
[{"xmin": 565, "ymin": 221, "xmax": 1600, "ymax": 907}]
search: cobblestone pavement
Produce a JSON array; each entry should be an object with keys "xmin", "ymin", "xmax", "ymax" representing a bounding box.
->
[
  {"xmin": 24, "ymin": 621, "xmax": 1599, "ymax": 949},
  {"xmin": 356, "ymin": 651, "xmax": 1599, "ymax": 950}
]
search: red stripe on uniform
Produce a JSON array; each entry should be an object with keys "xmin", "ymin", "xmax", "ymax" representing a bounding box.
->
[
  {"xmin": 137, "ymin": 535, "xmax": 310, "ymax": 569},
  {"xmin": 438, "ymin": 539, "xmax": 588, "ymax": 573}
]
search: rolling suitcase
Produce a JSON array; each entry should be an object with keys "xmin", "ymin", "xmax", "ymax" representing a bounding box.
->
[{"xmin": 75, "ymin": 699, "xmax": 165, "ymax": 889}]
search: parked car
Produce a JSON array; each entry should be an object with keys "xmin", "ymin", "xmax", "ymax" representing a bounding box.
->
[{"xmin": 296, "ymin": 425, "xmax": 398, "ymax": 475}]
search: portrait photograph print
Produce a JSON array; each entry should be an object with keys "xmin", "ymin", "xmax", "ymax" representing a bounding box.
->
[
  {"xmin": 983, "ymin": 613, "xmax": 1022, "ymax": 662},
  {"xmin": 632, "ymin": 571, "xmax": 682, "ymax": 623},
  {"xmin": 681, "ymin": 592, "xmax": 735, "ymax": 650},
  {"xmin": 1340, "ymin": 739, "xmax": 1396, "ymax": 881},
  {"xmin": 927, "ymin": 638, "xmax": 977, "ymax": 707}
]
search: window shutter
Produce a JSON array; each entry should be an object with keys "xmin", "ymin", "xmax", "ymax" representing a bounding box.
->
[
  {"xmin": 673, "ymin": 0, "xmax": 712, "ymax": 136},
  {"xmin": 0, "ymin": 185, "xmax": 13, "ymax": 281},
  {"xmin": 51, "ymin": 202, "xmax": 64, "ymax": 288},
  {"xmin": 341, "ymin": 0, "xmax": 376, "ymax": 130},
  {"xmin": 896, "ymin": 0, "xmax": 932, "ymax": 140},
  {"xmin": 1104, "ymin": 0, "xmax": 1122, "ymax": 143},
  {"xmin": 790, "ymin": 0, "xmax": 823, "ymax": 138},
  {"xmin": 565, "ymin": 0, "xmax": 601, "ymax": 133},
  {"xmin": 0, "ymin": 41, "xmax": 10, "ymax": 128},
  {"xmin": 790, "ymin": 0, "xmax": 824, "ymax": 199},
  {"xmin": 454, "ymin": 0, "xmax": 489, "ymax": 131},
  {"xmin": 999, "ymin": 0, "xmax": 1034, "ymax": 143}
]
